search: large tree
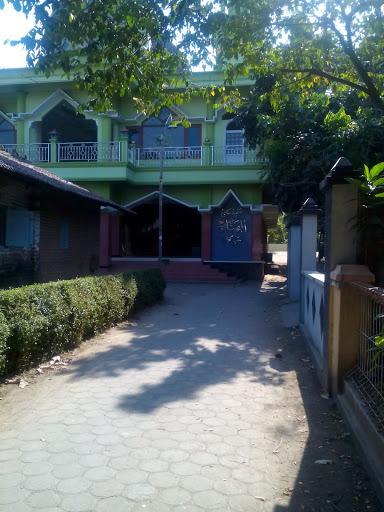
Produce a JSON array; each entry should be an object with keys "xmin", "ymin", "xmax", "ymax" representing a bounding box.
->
[
  {"xmin": 1, "ymin": 1, "xmax": 384, "ymax": 112},
  {"xmin": 234, "ymin": 75, "xmax": 384, "ymax": 216}
]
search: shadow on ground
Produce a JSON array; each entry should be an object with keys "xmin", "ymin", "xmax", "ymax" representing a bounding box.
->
[
  {"xmin": 66, "ymin": 277, "xmax": 382, "ymax": 512},
  {"xmin": 68, "ymin": 280, "xmax": 291, "ymax": 414}
]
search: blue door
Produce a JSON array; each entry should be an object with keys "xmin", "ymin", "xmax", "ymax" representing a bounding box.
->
[{"xmin": 211, "ymin": 196, "xmax": 251, "ymax": 261}]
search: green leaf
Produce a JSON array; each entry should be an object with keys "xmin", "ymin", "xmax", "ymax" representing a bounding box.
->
[
  {"xmin": 364, "ymin": 164, "xmax": 371, "ymax": 181},
  {"xmin": 369, "ymin": 162, "xmax": 384, "ymax": 179},
  {"xmin": 372, "ymin": 177, "xmax": 384, "ymax": 188}
]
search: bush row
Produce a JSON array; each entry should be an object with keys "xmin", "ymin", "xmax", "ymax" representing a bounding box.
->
[{"xmin": 0, "ymin": 268, "xmax": 166, "ymax": 376}]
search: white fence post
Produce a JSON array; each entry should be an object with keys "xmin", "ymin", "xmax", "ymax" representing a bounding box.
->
[
  {"xmin": 300, "ymin": 198, "xmax": 319, "ymax": 272},
  {"xmin": 287, "ymin": 213, "xmax": 301, "ymax": 301}
]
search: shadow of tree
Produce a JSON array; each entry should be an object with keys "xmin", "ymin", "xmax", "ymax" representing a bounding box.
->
[
  {"xmin": 67, "ymin": 281, "xmax": 292, "ymax": 414},
  {"xmin": 65, "ymin": 278, "xmax": 382, "ymax": 511}
]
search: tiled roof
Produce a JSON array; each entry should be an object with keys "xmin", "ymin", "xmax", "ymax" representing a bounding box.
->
[{"xmin": 0, "ymin": 151, "xmax": 128, "ymax": 213}]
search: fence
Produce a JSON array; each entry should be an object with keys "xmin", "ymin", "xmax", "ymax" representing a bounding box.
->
[
  {"xmin": 2, "ymin": 143, "xmax": 50, "ymax": 162},
  {"xmin": 301, "ymin": 271, "xmax": 325, "ymax": 366},
  {"xmin": 347, "ymin": 282, "xmax": 384, "ymax": 432},
  {"xmin": 58, "ymin": 142, "xmax": 121, "ymax": 162}
]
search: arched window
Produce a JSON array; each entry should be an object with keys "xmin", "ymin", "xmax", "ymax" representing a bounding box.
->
[
  {"xmin": 128, "ymin": 107, "xmax": 201, "ymax": 152},
  {"xmin": 225, "ymin": 118, "xmax": 244, "ymax": 164}
]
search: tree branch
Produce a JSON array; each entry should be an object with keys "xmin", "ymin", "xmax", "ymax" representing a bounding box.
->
[
  {"xmin": 279, "ymin": 67, "xmax": 370, "ymax": 94},
  {"xmin": 328, "ymin": 20, "xmax": 384, "ymax": 108}
]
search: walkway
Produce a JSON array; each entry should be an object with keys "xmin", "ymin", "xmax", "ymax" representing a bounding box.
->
[{"xmin": 0, "ymin": 277, "xmax": 381, "ymax": 512}]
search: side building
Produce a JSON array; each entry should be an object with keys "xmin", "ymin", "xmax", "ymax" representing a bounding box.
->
[
  {"xmin": 0, "ymin": 151, "xmax": 129, "ymax": 288},
  {"xmin": 0, "ymin": 68, "xmax": 278, "ymax": 280}
]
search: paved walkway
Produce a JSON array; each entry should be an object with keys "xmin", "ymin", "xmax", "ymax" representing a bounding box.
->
[{"xmin": 0, "ymin": 278, "xmax": 381, "ymax": 512}]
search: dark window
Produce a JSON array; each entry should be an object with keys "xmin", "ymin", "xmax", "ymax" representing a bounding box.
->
[
  {"xmin": 0, "ymin": 206, "xmax": 5, "ymax": 246},
  {"xmin": 59, "ymin": 219, "xmax": 70, "ymax": 249},
  {"xmin": 0, "ymin": 117, "xmax": 16, "ymax": 145},
  {"xmin": 5, "ymin": 209, "xmax": 34, "ymax": 247},
  {"xmin": 186, "ymin": 126, "xmax": 200, "ymax": 147}
]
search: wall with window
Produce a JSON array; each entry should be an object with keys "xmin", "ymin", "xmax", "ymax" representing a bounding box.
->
[
  {"xmin": 0, "ymin": 179, "xmax": 39, "ymax": 289},
  {"xmin": 0, "ymin": 175, "xmax": 101, "ymax": 288},
  {"xmin": 38, "ymin": 196, "xmax": 100, "ymax": 283}
]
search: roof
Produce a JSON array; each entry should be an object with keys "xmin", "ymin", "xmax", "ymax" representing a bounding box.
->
[{"xmin": 0, "ymin": 151, "xmax": 129, "ymax": 213}]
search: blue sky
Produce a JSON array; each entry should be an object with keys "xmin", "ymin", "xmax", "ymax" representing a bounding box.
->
[{"xmin": 0, "ymin": 4, "xmax": 34, "ymax": 69}]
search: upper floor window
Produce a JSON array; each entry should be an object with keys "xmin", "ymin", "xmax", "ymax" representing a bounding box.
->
[
  {"xmin": 0, "ymin": 117, "xmax": 16, "ymax": 146},
  {"xmin": 131, "ymin": 107, "xmax": 201, "ymax": 149}
]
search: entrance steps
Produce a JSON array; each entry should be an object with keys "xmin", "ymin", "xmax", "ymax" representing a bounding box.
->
[
  {"xmin": 109, "ymin": 258, "xmax": 237, "ymax": 282},
  {"xmin": 163, "ymin": 261, "xmax": 237, "ymax": 282}
]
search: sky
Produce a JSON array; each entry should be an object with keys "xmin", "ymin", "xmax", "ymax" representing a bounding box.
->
[{"xmin": 0, "ymin": 4, "xmax": 35, "ymax": 69}]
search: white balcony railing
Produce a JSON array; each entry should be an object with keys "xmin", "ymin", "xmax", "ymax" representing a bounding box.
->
[
  {"xmin": 0, "ymin": 142, "xmax": 266, "ymax": 167},
  {"xmin": 211, "ymin": 145, "xmax": 266, "ymax": 165},
  {"xmin": 1, "ymin": 143, "xmax": 50, "ymax": 163},
  {"xmin": 58, "ymin": 142, "xmax": 121, "ymax": 162},
  {"xmin": 136, "ymin": 146, "xmax": 203, "ymax": 167}
]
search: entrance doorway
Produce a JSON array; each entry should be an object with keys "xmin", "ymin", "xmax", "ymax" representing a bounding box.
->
[{"xmin": 127, "ymin": 197, "xmax": 201, "ymax": 258}]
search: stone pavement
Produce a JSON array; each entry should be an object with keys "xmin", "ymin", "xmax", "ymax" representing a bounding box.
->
[{"xmin": 0, "ymin": 277, "xmax": 381, "ymax": 512}]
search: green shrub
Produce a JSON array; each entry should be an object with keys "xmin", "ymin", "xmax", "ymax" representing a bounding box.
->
[
  {"xmin": 130, "ymin": 268, "xmax": 166, "ymax": 312},
  {"xmin": 0, "ymin": 268, "xmax": 165, "ymax": 376},
  {"xmin": 0, "ymin": 311, "xmax": 10, "ymax": 372}
]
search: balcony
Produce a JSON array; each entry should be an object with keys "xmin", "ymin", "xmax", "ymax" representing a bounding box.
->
[{"xmin": 2, "ymin": 142, "xmax": 266, "ymax": 167}]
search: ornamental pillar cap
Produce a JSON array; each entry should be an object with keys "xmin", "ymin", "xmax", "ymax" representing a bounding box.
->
[
  {"xmin": 330, "ymin": 264, "xmax": 375, "ymax": 284},
  {"xmin": 320, "ymin": 157, "xmax": 358, "ymax": 190},
  {"xmin": 300, "ymin": 197, "xmax": 321, "ymax": 216}
]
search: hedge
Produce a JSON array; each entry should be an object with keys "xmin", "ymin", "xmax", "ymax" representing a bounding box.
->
[{"xmin": 0, "ymin": 268, "xmax": 166, "ymax": 376}]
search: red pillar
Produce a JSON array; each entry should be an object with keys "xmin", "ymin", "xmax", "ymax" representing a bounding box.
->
[
  {"xmin": 99, "ymin": 211, "xmax": 111, "ymax": 268},
  {"xmin": 201, "ymin": 213, "xmax": 212, "ymax": 261},
  {"xmin": 251, "ymin": 212, "xmax": 264, "ymax": 261}
]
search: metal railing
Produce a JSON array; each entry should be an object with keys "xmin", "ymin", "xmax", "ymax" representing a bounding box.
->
[
  {"xmin": 136, "ymin": 146, "xmax": 203, "ymax": 167},
  {"xmin": 58, "ymin": 142, "xmax": 121, "ymax": 162},
  {"xmin": 1, "ymin": 142, "xmax": 267, "ymax": 167},
  {"xmin": 1, "ymin": 143, "xmax": 50, "ymax": 162},
  {"xmin": 211, "ymin": 145, "xmax": 266, "ymax": 165},
  {"xmin": 348, "ymin": 282, "xmax": 384, "ymax": 431}
]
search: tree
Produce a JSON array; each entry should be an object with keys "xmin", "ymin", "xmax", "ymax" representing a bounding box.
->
[
  {"xmin": 0, "ymin": 0, "xmax": 232, "ymax": 113},
  {"xmin": 210, "ymin": 0, "xmax": 384, "ymax": 110},
  {"xmin": 1, "ymin": 1, "xmax": 384, "ymax": 112},
  {"xmin": 234, "ymin": 76, "xmax": 384, "ymax": 216}
]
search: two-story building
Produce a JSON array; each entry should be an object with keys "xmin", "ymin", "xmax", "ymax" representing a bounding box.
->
[{"xmin": 0, "ymin": 68, "xmax": 278, "ymax": 280}]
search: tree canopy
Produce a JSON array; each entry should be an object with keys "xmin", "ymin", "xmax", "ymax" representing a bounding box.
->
[
  {"xmin": 1, "ymin": 1, "xmax": 384, "ymax": 112},
  {"xmin": 235, "ymin": 76, "xmax": 384, "ymax": 216}
]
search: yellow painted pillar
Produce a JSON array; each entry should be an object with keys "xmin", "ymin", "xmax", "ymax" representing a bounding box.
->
[{"xmin": 329, "ymin": 265, "xmax": 374, "ymax": 395}]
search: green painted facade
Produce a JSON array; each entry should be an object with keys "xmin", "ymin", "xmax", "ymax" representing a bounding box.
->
[{"xmin": 0, "ymin": 68, "xmax": 269, "ymax": 212}]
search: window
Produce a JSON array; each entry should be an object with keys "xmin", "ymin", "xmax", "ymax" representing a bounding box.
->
[
  {"xmin": 0, "ymin": 206, "xmax": 5, "ymax": 246},
  {"xmin": 0, "ymin": 117, "xmax": 16, "ymax": 146},
  {"xmin": 59, "ymin": 219, "xmax": 70, "ymax": 249},
  {"xmin": 5, "ymin": 208, "xmax": 34, "ymax": 247},
  {"xmin": 186, "ymin": 125, "xmax": 201, "ymax": 147}
]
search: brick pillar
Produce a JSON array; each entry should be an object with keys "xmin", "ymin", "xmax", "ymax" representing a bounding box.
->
[
  {"xmin": 201, "ymin": 213, "xmax": 212, "ymax": 261},
  {"xmin": 99, "ymin": 210, "xmax": 111, "ymax": 268},
  {"xmin": 251, "ymin": 212, "xmax": 263, "ymax": 260}
]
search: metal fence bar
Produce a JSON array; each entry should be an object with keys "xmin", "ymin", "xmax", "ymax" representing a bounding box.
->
[
  {"xmin": 347, "ymin": 282, "xmax": 384, "ymax": 431},
  {"xmin": 1, "ymin": 143, "xmax": 50, "ymax": 162},
  {"xmin": 57, "ymin": 142, "xmax": 121, "ymax": 162}
]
